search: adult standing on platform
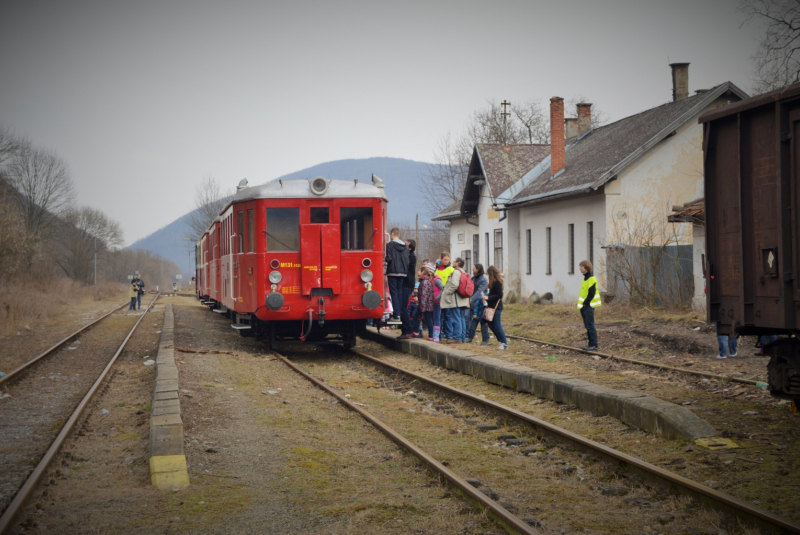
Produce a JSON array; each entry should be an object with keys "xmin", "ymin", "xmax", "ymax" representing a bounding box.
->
[
  {"xmin": 577, "ymin": 260, "xmax": 601, "ymax": 351},
  {"xmin": 385, "ymin": 228, "xmax": 409, "ymax": 323},
  {"xmin": 135, "ymin": 274, "xmax": 145, "ymax": 310},
  {"xmin": 441, "ymin": 260, "xmax": 469, "ymax": 343},
  {"xmin": 398, "ymin": 239, "xmax": 417, "ymax": 340}
]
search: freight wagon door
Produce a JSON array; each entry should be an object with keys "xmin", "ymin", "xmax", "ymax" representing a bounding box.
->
[
  {"xmin": 793, "ymin": 111, "xmax": 800, "ymax": 303},
  {"xmin": 300, "ymin": 224, "xmax": 323, "ymax": 295},
  {"xmin": 321, "ymin": 224, "xmax": 341, "ymax": 294}
]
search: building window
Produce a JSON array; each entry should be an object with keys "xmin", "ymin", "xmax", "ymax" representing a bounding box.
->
[
  {"xmin": 462, "ymin": 250, "xmax": 472, "ymax": 273},
  {"xmin": 485, "ymin": 232, "xmax": 489, "ymax": 267},
  {"xmin": 568, "ymin": 223, "xmax": 575, "ymax": 274},
  {"xmin": 587, "ymin": 221, "xmax": 594, "ymax": 265},
  {"xmin": 526, "ymin": 229, "xmax": 532, "ymax": 275},
  {"xmin": 546, "ymin": 227, "xmax": 551, "ymax": 275},
  {"xmin": 494, "ymin": 229, "xmax": 503, "ymax": 272},
  {"xmin": 473, "ymin": 234, "xmax": 480, "ymax": 268}
]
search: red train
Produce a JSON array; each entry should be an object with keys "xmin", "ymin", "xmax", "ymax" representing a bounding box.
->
[{"xmin": 195, "ymin": 176, "xmax": 387, "ymax": 348}]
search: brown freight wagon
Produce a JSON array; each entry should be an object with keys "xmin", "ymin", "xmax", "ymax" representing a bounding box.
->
[{"xmin": 700, "ymin": 82, "xmax": 800, "ymax": 403}]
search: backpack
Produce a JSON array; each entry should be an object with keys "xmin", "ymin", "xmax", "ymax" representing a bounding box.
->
[{"xmin": 456, "ymin": 269, "xmax": 474, "ymax": 298}]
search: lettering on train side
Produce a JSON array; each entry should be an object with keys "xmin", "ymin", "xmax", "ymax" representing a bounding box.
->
[
  {"xmin": 282, "ymin": 286, "xmax": 300, "ymax": 294},
  {"xmin": 280, "ymin": 262, "xmax": 301, "ymax": 268},
  {"xmin": 324, "ymin": 266, "xmax": 338, "ymax": 271}
]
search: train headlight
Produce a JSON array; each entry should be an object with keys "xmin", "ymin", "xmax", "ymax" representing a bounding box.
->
[
  {"xmin": 360, "ymin": 269, "xmax": 373, "ymax": 282},
  {"xmin": 269, "ymin": 271, "xmax": 282, "ymax": 284}
]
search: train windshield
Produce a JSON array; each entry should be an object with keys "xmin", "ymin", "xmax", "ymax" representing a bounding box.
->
[
  {"xmin": 310, "ymin": 207, "xmax": 329, "ymax": 224},
  {"xmin": 266, "ymin": 208, "xmax": 300, "ymax": 251},
  {"xmin": 340, "ymin": 207, "xmax": 374, "ymax": 250}
]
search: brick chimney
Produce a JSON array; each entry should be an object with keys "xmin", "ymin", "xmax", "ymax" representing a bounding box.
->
[
  {"xmin": 550, "ymin": 97, "xmax": 565, "ymax": 177},
  {"xmin": 565, "ymin": 117, "xmax": 578, "ymax": 140},
  {"xmin": 670, "ymin": 62, "xmax": 690, "ymax": 101},
  {"xmin": 577, "ymin": 103, "xmax": 592, "ymax": 136}
]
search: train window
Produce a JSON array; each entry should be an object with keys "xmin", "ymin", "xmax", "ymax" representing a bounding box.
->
[
  {"xmin": 340, "ymin": 207, "xmax": 374, "ymax": 250},
  {"xmin": 237, "ymin": 211, "xmax": 245, "ymax": 253},
  {"xmin": 266, "ymin": 208, "xmax": 300, "ymax": 251},
  {"xmin": 247, "ymin": 210, "xmax": 254, "ymax": 252},
  {"xmin": 310, "ymin": 207, "xmax": 329, "ymax": 224}
]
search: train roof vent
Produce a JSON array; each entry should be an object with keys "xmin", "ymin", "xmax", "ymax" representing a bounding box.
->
[
  {"xmin": 236, "ymin": 178, "xmax": 249, "ymax": 191},
  {"xmin": 371, "ymin": 174, "xmax": 385, "ymax": 188},
  {"xmin": 309, "ymin": 176, "xmax": 330, "ymax": 196}
]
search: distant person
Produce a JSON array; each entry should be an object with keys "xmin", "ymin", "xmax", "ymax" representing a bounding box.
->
[
  {"xmin": 398, "ymin": 238, "xmax": 417, "ymax": 340},
  {"xmin": 755, "ymin": 335, "xmax": 777, "ymax": 356},
  {"xmin": 417, "ymin": 263, "xmax": 435, "ymax": 340},
  {"xmin": 129, "ymin": 279, "xmax": 139, "ymax": 311},
  {"xmin": 467, "ymin": 263, "xmax": 489, "ymax": 344},
  {"xmin": 135, "ymin": 274, "xmax": 145, "ymax": 309},
  {"xmin": 385, "ymin": 228, "xmax": 409, "ymax": 323},
  {"xmin": 577, "ymin": 260, "xmax": 601, "ymax": 351},
  {"xmin": 441, "ymin": 258, "xmax": 469, "ymax": 343},
  {"xmin": 435, "ymin": 253, "xmax": 454, "ymax": 341},
  {"xmin": 715, "ymin": 324, "xmax": 738, "ymax": 359},
  {"xmin": 482, "ymin": 266, "xmax": 508, "ymax": 350}
]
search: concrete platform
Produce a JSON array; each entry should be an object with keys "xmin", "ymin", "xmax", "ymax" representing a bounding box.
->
[
  {"xmin": 148, "ymin": 303, "xmax": 189, "ymax": 490},
  {"xmin": 361, "ymin": 328, "xmax": 717, "ymax": 441}
]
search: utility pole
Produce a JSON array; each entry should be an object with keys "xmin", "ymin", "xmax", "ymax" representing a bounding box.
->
[
  {"xmin": 501, "ymin": 100, "xmax": 511, "ymax": 145},
  {"xmin": 93, "ymin": 236, "xmax": 97, "ymax": 295},
  {"xmin": 415, "ymin": 214, "xmax": 419, "ymax": 247}
]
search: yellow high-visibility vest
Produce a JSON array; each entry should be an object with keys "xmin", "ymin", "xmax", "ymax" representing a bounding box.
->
[{"xmin": 577, "ymin": 275, "xmax": 601, "ymax": 309}]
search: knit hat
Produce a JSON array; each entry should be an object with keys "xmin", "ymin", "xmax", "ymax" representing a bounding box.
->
[{"xmin": 424, "ymin": 262, "xmax": 435, "ymax": 272}]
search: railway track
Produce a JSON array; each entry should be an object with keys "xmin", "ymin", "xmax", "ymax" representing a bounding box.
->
[
  {"xmin": 0, "ymin": 293, "xmax": 161, "ymax": 533},
  {"xmin": 273, "ymin": 344, "xmax": 800, "ymax": 535},
  {"xmin": 504, "ymin": 333, "xmax": 767, "ymax": 388}
]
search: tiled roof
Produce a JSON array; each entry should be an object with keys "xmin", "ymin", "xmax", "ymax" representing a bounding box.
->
[
  {"xmin": 668, "ymin": 198, "xmax": 704, "ymax": 224},
  {"xmin": 508, "ymin": 82, "xmax": 748, "ymax": 207},
  {"xmin": 476, "ymin": 144, "xmax": 550, "ymax": 199},
  {"xmin": 433, "ymin": 199, "xmax": 463, "ymax": 221}
]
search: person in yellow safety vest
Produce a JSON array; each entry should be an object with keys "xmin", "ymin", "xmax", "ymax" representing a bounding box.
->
[{"xmin": 577, "ymin": 260, "xmax": 601, "ymax": 351}]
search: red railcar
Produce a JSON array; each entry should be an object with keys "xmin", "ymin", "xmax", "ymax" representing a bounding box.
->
[
  {"xmin": 701, "ymin": 83, "xmax": 800, "ymax": 403},
  {"xmin": 197, "ymin": 176, "xmax": 387, "ymax": 347}
]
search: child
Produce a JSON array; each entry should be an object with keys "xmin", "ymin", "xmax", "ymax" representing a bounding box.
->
[
  {"xmin": 429, "ymin": 262, "xmax": 444, "ymax": 343},
  {"xmin": 381, "ymin": 294, "xmax": 393, "ymax": 329},
  {"xmin": 407, "ymin": 284, "xmax": 423, "ymax": 337},
  {"xmin": 418, "ymin": 263, "xmax": 435, "ymax": 341}
]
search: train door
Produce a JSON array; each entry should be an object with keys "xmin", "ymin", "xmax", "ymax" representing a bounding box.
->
[
  {"xmin": 233, "ymin": 205, "xmax": 258, "ymax": 310},
  {"xmin": 300, "ymin": 205, "xmax": 341, "ymax": 296}
]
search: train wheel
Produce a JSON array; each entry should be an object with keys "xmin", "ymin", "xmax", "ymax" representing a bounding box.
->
[{"xmin": 343, "ymin": 335, "xmax": 356, "ymax": 349}]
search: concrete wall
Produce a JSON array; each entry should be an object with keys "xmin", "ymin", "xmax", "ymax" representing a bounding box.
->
[
  {"xmin": 516, "ymin": 195, "xmax": 607, "ymax": 304},
  {"xmin": 692, "ymin": 225, "xmax": 706, "ymax": 311}
]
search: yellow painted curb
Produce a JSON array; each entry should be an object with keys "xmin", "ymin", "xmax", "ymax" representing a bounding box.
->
[
  {"xmin": 149, "ymin": 455, "xmax": 190, "ymax": 490},
  {"xmin": 695, "ymin": 437, "xmax": 739, "ymax": 450}
]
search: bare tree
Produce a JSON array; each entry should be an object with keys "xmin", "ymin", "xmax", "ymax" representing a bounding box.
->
[
  {"xmin": 741, "ymin": 0, "xmax": 800, "ymax": 93},
  {"xmin": 513, "ymin": 99, "xmax": 550, "ymax": 144},
  {"xmin": 0, "ymin": 193, "xmax": 35, "ymax": 278},
  {"xmin": 54, "ymin": 207, "xmax": 124, "ymax": 282},
  {"xmin": 186, "ymin": 175, "xmax": 230, "ymax": 241},
  {"xmin": 5, "ymin": 143, "xmax": 75, "ymax": 243},
  {"xmin": 0, "ymin": 126, "xmax": 25, "ymax": 167}
]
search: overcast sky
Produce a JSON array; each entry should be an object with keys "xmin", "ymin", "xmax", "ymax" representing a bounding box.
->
[{"xmin": 0, "ymin": 0, "xmax": 763, "ymax": 245}]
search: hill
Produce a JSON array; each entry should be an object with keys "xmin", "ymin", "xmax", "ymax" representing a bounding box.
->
[{"xmin": 128, "ymin": 157, "xmax": 440, "ymax": 274}]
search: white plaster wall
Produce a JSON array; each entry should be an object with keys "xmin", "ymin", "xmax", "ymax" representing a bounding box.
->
[
  {"xmin": 517, "ymin": 195, "xmax": 607, "ymax": 304},
  {"xmin": 449, "ymin": 218, "xmax": 472, "ymax": 263},
  {"xmin": 604, "ymin": 117, "xmax": 703, "ymax": 249},
  {"xmin": 692, "ymin": 225, "xmax": 706, "ymax": 311}
]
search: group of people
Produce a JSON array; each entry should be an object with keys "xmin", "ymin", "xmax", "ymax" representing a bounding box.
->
[
  {"xmin": 384, "ymin": 228, "xmax": 508, "ymax": 348},
  {"xmin": 384, "ymin": 227, "xmax": 602, "ymax": 352},
  {"xmin": 128, "ymin": 274, "xmax": 145, "ymax": 310}
]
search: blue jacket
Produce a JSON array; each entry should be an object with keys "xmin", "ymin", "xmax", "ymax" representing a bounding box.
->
[{"xmin": 470, "ymin": 274, "xmax": 488, "ymax": 307}]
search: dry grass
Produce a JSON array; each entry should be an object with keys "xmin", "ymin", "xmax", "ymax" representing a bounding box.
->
[{"xmin": 0, "ymin": 277, "xmax": 124, "ymax": 335}]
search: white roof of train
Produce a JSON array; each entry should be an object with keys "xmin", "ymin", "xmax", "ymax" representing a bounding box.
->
[{"xmin": 231, "ymin": 175, "xmax": 388, "ymax": 202}]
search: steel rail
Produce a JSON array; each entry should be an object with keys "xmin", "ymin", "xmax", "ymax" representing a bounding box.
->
[
  {"xmin": 348, "ymin": 347, "xmax": 800, "ymax": 534},
  {"xmin": 0, "ymin": 302, "xmax": 129, "ymax": 388},
  {"xmin": 272, "ymin": 350, "xmax": 540, "ymax": 535},
  {"xmin": 505, "ymin": 333, "xmax": 762, "ymax": 387},
  {"xmin": 0, "ymin": 292, "xmax": 162, "ymax": 534}
]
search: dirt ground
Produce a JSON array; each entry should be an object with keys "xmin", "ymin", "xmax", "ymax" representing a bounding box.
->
[
  {"xmin": 5, "ymin": 297, "xmax": 799, "ymax": 534},
  {"xmin": 9, "ymin": 296, "xmax": 504, "ymax": 535}
]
